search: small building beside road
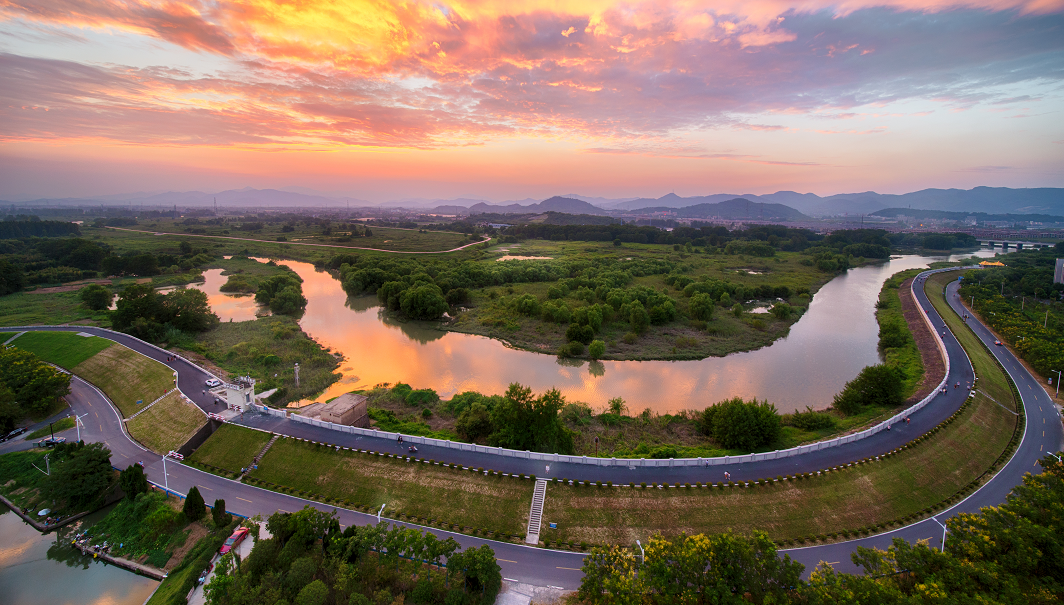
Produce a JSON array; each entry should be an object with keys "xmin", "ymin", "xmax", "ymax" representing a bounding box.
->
[{"xmin": 318, "ymin": 393, "xmax": 369, "ymax": 428}]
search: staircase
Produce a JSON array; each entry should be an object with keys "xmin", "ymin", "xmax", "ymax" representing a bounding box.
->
[
  {"xmin": 240, "ymin": 434, "xmax": 279, "ymax": 479},
  {"xmin": 525, "ymin": 479, "xmax": 548, "ymax": 545}
]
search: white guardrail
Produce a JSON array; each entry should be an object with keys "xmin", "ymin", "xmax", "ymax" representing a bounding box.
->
[{"xmin": 4, "ymin": 266, "xmax": 968, "ymax": 469}]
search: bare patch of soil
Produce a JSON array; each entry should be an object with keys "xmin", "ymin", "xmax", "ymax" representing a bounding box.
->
[
  {"xmin": 164, "ymin": 522, "xmax": 210, "ymax": 571},
  {"xmin": 29, "ymin": 278, "xmax": 114, "ymax": 294}
]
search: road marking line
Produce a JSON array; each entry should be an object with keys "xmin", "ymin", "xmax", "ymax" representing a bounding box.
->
[
  {"xmin": 497, "ymin": 559, "xmax": 518, "ymax": 563},
  {"xmin": 236, "ymin": 497, "xmax": 252, "ymax": 503},
  {"xmin": 198, "ymin": 485, "xmax": 212, "ymax": 490},
  {"xmin": 556, "ymin": 567, "xmax": 581, "ymax": 571}
]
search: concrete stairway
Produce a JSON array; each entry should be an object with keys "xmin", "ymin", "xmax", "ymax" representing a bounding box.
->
[
  {"xmin": 525, "ymin": 479, "xmax": 548, "ymax": 545},
  {"xmin": 240, "ymin": 434, "xmax": 280, "ymax": 479}
]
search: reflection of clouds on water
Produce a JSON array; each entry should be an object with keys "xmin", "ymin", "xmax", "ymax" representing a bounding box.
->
[
  {"xmin": 193, "ymin": 251, "xmax": 992, "ymax": 413},
  {"xmin": 189, "ymin": 269, "xmax": 269, "ymax": 322}
]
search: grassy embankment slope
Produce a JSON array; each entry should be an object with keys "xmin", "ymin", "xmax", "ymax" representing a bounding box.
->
[
  {"xmin": 11, "ymin": 331, "xmax": 205, "ymax": 453},
  {"xmin": 247, "ymin": 437, "xmax": 535, "ymax": 538},
  {"xmin": 188, "ymin": 423, "xmax": 272, "ymax": 475},
  {"xmin": 127, "ymin": 391, "xmax": 206, "ymax": 453}
]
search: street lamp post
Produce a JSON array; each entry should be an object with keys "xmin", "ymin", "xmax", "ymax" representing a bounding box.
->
[
  {"xmin": 74, "ymin": 413, "xmax": 87, "ymax": 443},
  {"xmin": 930, "ymin": 517, "xmax": 948, "ymax": 553},
  {"xmin": 162, "ymin": 455, "xmax": 169, "ymax": 492},
  {"xmin": 377, "ymin": 503, "xmax": 386, "ymax": 523},
  {"xmin": 636, "ymin": 539, "xmax": 645, "ymax": 563},
  {"xmin": 1054, "ymin": 371, "xmax": 1062, "ymax": 399}
]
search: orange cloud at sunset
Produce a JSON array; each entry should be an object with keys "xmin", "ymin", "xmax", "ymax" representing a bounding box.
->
[{"xmin": 0, "ymin": 0, "xmax": 1062, "ymax": 197}]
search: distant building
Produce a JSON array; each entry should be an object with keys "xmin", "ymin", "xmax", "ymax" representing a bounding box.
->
[
  {"xmin": 1055, "ymin": 258, "xmax": 1064, "ymax": 284},
  {"xmin": 317, "ymin": 393, "xmax": 369, "ymax": 428}
]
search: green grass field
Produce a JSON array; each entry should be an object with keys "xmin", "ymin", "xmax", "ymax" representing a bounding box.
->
[
  {"xmin": 0, "ymin": 290, "xmax": 106, "ymax": 327},
  {"xmin": 188, "ymin": 424, "xmax": 272, "ymax": 472},
  {"xmin": 249, "ymin": 437, "xmax": 533, "ymax": 536},
  {"xmin": 127, "ymin": 392, "xmax": 206, "ymax": 453},
  {"xmin": 10, "ymin": 331, "xmax": 114, "ymax": 368}
]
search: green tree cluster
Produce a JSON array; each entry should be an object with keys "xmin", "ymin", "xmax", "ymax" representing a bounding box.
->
[
  {"xmin": 78, "ymin": 283, "xmax": 113, "ymax": 310},
  {"xmin": 110, "ymin": 283, "xmax": 219, "ymax": 342},
  {"xmin": 255, "ymin": 273, "xmax": 308, "ymax": 315},
  {"xmin": 205, "ymin": 506, "xmax": 501, "ymax": 605},
  {"xmin": 450, "ymin": 384, "xmax": 574, "ymax": 454},
  {"xmin": 832, "ymin": 364, "xmax": 905, "ymax": 415},
  {"xmin": 958, "ymin": 249, "xmax": 1064, "ymax": 379},
  {"xmin": 698, "ymin": 397, "xmax": 780, "ymax": 451},
  {"xmin": 44, "ymin": 441, "xmax": 114, "ymax": 509},
  {"xmin": 0, "ymin": 344, "xmax": 71, "ymax": 433}
]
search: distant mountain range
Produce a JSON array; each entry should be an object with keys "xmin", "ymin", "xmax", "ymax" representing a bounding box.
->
[
  {"xmin": 628, "ymin": 198, "xmax": 809, "ymax": 221},
  {"xmin": 465, "ymin": 196, "xmax": 608, "ymax": 216},
  {"xmin": 5, "ymin": 186, "xmax": 1063, "ymax": 219}
]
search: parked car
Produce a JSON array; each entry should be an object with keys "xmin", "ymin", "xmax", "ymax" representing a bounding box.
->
[
  {"xmin": 219, "ymin": 527, "xmax": 249, "ymax": 554},
  {"xmin": 5, "ymin": 427, "xmax": 27, "ymax": 441},
  {"xmin": 36, "ymin": 437, "xmax": 67, "ymax": 448},
  {"xmin": 205, "ymin": 378, "xmax": 222, "ymax": 388}
]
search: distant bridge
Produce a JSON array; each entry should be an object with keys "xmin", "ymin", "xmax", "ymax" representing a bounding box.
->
[{"xmin": 977, "ymin": 239, "xmax": 1055, "ymax": 250}]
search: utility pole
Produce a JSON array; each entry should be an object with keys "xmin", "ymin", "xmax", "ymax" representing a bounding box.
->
[
  {"xmin": 294, "ymin": 363, "xmax": 300, "ymax": 388},
  {"xmin": 163, "ymin": 454, "xmax": 169, "ymax": 491}
]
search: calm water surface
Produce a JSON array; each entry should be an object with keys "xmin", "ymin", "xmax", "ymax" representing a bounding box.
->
[
  {"xmin": 199, "ymin": 251, "xmax": 992, "ymax": 414},
  {"xmin": 0, "ymin": 508, "xmax": 158, "ymax": 605}
]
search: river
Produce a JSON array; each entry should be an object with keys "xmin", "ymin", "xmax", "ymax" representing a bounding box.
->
[
  {"xmin": 0, "ymin": 507, "xmax": 158, "ymax": 605},
  {"xmin": 195, "ymin": 250, "xmax": 993, "ymax": 414}
]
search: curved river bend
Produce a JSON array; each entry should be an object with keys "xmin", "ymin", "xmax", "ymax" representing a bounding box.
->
[{"xmin": 194, "ymin": 251, "xmax": 992, "ymax": 414}]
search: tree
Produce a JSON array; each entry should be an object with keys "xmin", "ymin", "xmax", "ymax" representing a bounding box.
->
[
  {"xmin": 400, "ymin": 284, "xmax": 448, "ymax": 320},
  {"xmin": 0, "ymin": 259, "xmax": 26, "ymax": 296},
  {"xmin": 119, "ymin": 464, "xmax": 148, "ymax": 500},
  {"xmin": 580, "ymin": 531, "xmax": 802, "ymax": 605},
  {"xmin": 589, "ymin": 340, "xmax": 606, "ymax": 359},
  {"xmin": 163, "ymin": 288, "xmax": 219, "ymax": 332},
  {"xmin": 45, "ymin": 442, "xmax": 113, "ymax": 508},
  {"xmin": 450, "ymin": 545, "xmax": 502, "ymax": 603},
  {"xmin": 489, "ymin": 384, "xmax": 574, "ymax": 454},
  {"xmin": 78, "ymin": 284, "xmax": 112, "ymax": 310},
  {"xmin": 699, "ymin": 398, "xmax": 780, "ymax": 450},
  {"xmin": 626, "ymin": 300, "xmax": 650, "ymax": 333},
  {"xmin": 110, "ymin": 283, "xmax": 164, "ymax": 333},
  {"xmin": 0, "ymin": 345, "xmax": 71, "ymax": 415},
  {"xmin": 689, "ymin": 293, "xmax": 715, "ymax": 321},
  {"xmin": 295, "ymin": 581, "xmax": 328, "ymax": 605},
  {"xmin": 833, "ymin": 364, "xmax": 904, "ymax": 415},
  {"xmin": 184, "ymin": 485, "xmax": 206, "ymax": 522},
  {"xmin": 213, "ymin": 498, "xmax": 231, "ymax": 527}
]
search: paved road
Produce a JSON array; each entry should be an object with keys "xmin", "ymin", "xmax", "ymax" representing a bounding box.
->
[
  {"xmin": 2, "ymin": 268, "xmax": 1061, "ymax": 586},
  {"xmin": 782, "ymin": 274, "xmax": 1063, "ymax": 574}
]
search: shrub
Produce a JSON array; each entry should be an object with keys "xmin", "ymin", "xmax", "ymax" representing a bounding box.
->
[{"xmin": 699, "ymin": 397, "xmax": 781, "ymax": 450}]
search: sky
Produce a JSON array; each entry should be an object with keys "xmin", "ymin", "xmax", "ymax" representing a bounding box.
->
[{"xmin": 1, "ymin": 0, "xmax": 1063, "ymax": 202}]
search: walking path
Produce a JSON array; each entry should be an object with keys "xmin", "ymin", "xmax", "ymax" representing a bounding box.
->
[{"xmin": 2, "ymin": 267, "xmax": 1061, "ymax": 586}]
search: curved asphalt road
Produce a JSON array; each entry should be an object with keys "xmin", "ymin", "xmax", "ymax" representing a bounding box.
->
[{"xmin": 2, "ymin": 269, "xmax": 1061, "ymax": 587}]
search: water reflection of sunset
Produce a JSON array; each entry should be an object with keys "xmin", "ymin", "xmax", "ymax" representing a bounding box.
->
[
  {"xmin": 190, "ymin": 269, "xmax": 270, "ymax": 323},
  {"xmin": 219, "ymin": 252, "xmax": 991, "ymax": 414}
]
